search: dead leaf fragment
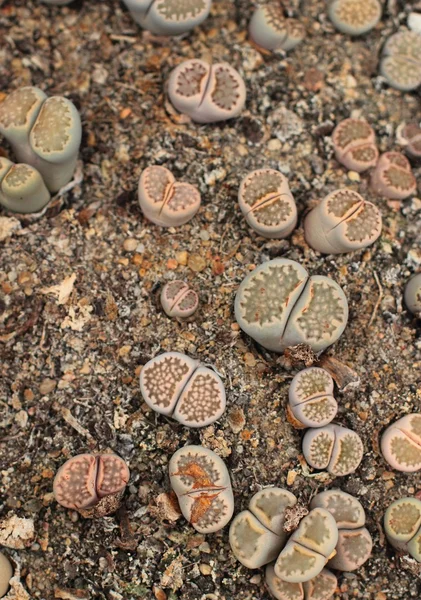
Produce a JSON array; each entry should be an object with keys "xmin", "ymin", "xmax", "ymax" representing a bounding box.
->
[{"xmin": 40, "ymin": 273, "xmax": 76, "ymax": 305}]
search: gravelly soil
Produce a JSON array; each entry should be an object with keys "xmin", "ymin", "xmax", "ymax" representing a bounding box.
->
[{"xmin": 0, "ymin": 0, "xmax": 421, "ymax": 599}]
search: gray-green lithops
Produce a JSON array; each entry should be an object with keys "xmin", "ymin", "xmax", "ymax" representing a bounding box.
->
[
  {"xmin": 328, "ymin": 0, "xmax": 381, "ymax": 36},
  {"xmin": 288, "ymin": 368, "xmax": 338, "ymax": 428},
  {"xmin": 0, "ymin": 552, "xmax": 13, "ymax": 598},
  {"xmin": 161, "ymin": 280, "xmax": 199, "ymax": 318},
  {"xmin": 0, "ymin": 157, "xmax": 50, "ymax": 214},
  {"xmin": 332, "ymin": 118, "xmax": 378, "ymax": 172},
  {"xmin": 404, "ymin": 274, "xmax": 421, "ymax": 316},
  {"xmin": 380, "ymin": 29, "xmax": 421, "ymax": 92},
  {"xmin": 381, "ymin": 413, "xmax": 421, "ymax": 472},
  {"xmin": 384, "ymin": 497, "xmax": 421, "ymax": 562},
  {"xmin": 266, "ymin": 565, "xmax": 337, "ymax": 600},
  {"xmin": 302, "ymin": 424, "xmax": 363, "ymax": 476},
  {"xmin": 234, "ymin": 258, "xmax": 348, "ymax": 353},
  {"xmin": 370, "ymin": 152, "xmax": 416, "ymax": 200},
  {"xmin": 122, "ymin": 0, "xmax": 212, "ymax": 35},
  {"xmin": 249, "ymin": 3, "xmax": 305, "ymax": 52}
]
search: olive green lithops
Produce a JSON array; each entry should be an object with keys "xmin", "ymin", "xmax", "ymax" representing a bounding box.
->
[
  {"xmin": 380, "ymin": 29, "xmax": 421, "ymax": 92},
  {"xmin": 249, "ymin": 3, "xmax": 305, "ymax": 52},
  {"xmin": 332, "ymin": 119, "xmax": 378, "ymax": 172},
  {"xmin": 328, "ymin": 0, "xmax": 381, "ymax": 36},
  {"xmin": 0, "ymin": 552, "xmax": 13, "ymax": 598},
  {"xmin": 302, "ymin": 424, "xmax": 363, "ymax": 476},
  {"xmin": 122, "ymin": 0, "xmax": 212, "ymax": 35},
  {"xmin": 288, "ymin": 368, "xmax": 338, "ymax": 428},
  {"xmin": 371, "ymin": 152, "xmax": 417, "ymax": 200},
  {"xmin": 381, "ymin": 413, "xmax": 421, "ymax": 472},
  {"xmin": 266, "ymin": 565, "xmax": 337, "ymax": 600},
  {"xmin": 384, "ymin": 497, "xmax": 421, "ymax": 562},
  {"xmin": 0, "ymin": 157, "xmax": 50, "ymax": 214},
  {"xmin": 404, "ymin": 274, "xmax": 421, "ymax": 315},
  {"xmin": 161, "ymin": 280, "xmax": 199, "ymax": 318}
]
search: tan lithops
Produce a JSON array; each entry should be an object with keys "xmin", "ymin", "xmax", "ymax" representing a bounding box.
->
[
  {"xmin": 249, "ymin": 3, "xmax": 305, "ymax": 52},
  {"xmin": 400, "ymin": 123, "xmax": 421, "ymax": 159},
  {"xmin": 0, "ymin": 552, "xmax": 13, "ymax": 598},
  {"xmin": 371, "ymin": 152, "xmax": 417, "ymax": 200},
  {"xmin": 139, "ymin": 352, "xmax": 226, "ymax": 427},
  {"xmin": 304, "ymin": 189, "xmax": 382, "ymax": 254},
  {"xmin": 288, "ymin": 368, "xmax": 337, "ymax": 428},
  {"xmin": 381, "ymin": 413, "xmax": 421, "ymax": 472},
  {"xmin": 380, "ymin": 29, "xmax": 421, "ymax": 92},
  {"xmin": 238, "ymin": 169, "xmax": 297, "ymax": 239},
  {"xmin": 161, "ymin": 280, "xmax": 199, "ymax": 318},
  {"xmin": 328, "ymin": 0, "xmax": 381, "ymax": 35},
  {"xmin": 266, "ymin": 565, "xmax": 337, "ymax": 600},
  {"xmin": 332, "ymin": 119, "xmax": 378, "ymax": 172},
  {"xmin": 0, "ymin": 157, "xmax": 50, "ymax": 214},
  {"xmin": 138, "ymin": 165, "xmax": 201, "ymax": 227},
  {"xmin": 169, "ymin": 445, "xmax": 234, "ymax": 533},
  {"xmin": 302, "ymin": 424, "xmax": 363, "ymax": 477},
  {"xmin": 122, "ymin": 0, "xmax": 212, "ymax": 35},
  {"xmin": 384, "ymin": 497, "xmax": 421, "ymax": 562},
  {"xmin": 404, "ymin": 273, "xmax": 421, "ymax": 316}
]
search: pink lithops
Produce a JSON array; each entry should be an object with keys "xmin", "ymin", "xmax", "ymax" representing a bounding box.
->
[
  {"xmin": 238, "ymin": 169, "xmax": 297, "ymax": 239},
  {"xmin": 161, "ymin": 280, "xmax": 199, "ymax": 318},
  {"xmin": 168, "ymin": 59, "xmax": 246, "ymax": 123},
  {"xmin": 371, "ymin": 152, "xmax": 417, "ymax": 200},
  {"xmin": 122, "ymin": 0, "xmax": 212, "ymax": 35},
  {"xmin": 266, "ymin": 565, "xmax": 337, "ymax": 600},
  {"xmin": 381, "ymin": 413, "xmax": 421, "ymax": 472},
  {"xmin": 139, "ymin": 352, "xmax": 226, "ymax": 427},
  {"xmin": 169, "ymin": 445, "xmax": 234, "ymax": 533},
  {"xmin": 304, "ymin": 189, "xmax": 382, "ymax": 254},
  {"xmin": 400, "ymin": 123, "xmax": 421, "ymax": 159},
  {"xmin": 384, "ymin": 497, "xmax": 421, "ymax": 562},
  {"xmin": 288, "ymin": 368, "xmax": 338, "ymax": 428},
  {"xmin": 53, "ymin": 454, "xmax": 130, "ymax": 516},
  {"xmin": 138, "ymin": 166, "xmax": 201, "ymax": 227},
  {"xmin": 332, "ymin": 119, "xmax": 378, "ymax": 172},
  {"xmin": 302, "ymin": 424, "xmax": 363, "ymax": 476},
  {"xmin": 249, "ymin": 3, "xmax": 305, "ymax": 52},
  {"xmin": 404, "ymin": 273, "xmax": 421, "ymax": 315}
]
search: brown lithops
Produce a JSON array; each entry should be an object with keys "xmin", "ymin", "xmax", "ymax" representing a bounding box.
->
[
  {"xmin": 161, "ymin": 280, "xmax": 199, "ymax": 318},
  {"xmin": 288, "ymin": 368, "xmax": 338, "ymax": 428},
  {"xmin": 381, "ymin": 413, "xmax": 421, "ymax": 472},
  {"xmin": 371, "ymin": 152, "xmax": 417, "ymax": 200},
  {"xmin": 302, "ymin": 424, "xmax": 363, "ymax": 477},
  {"xmin": 332, "ymin": 119, "xmax": 378, "ymax": 172},
  {"xmin": 384, "ymin": 497, "xmax": 421, "ymax": 562},
  {"xmin": 266, "ymin": 565, "xmax": 337, "ymax": 600}
]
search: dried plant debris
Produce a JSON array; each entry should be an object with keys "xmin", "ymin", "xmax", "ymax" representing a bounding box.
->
[
  {"xmin": 404, "ymin": 274, "xmax": 421, "ymax": 316},
  {"xmin": 288, "ymin": 368, "xmax": 338, "ymax": 428},
  {"xmin": 328, "ymin": 0, "xmax": 381, "ymax": 36},
  {"xmin": 169, "ymin": 445, "xmax": 234, "ymax": 533},
  {"xmin": 380, "ymin": 29, "xmax": 421, "ymax": 91},
  {"xmin": 235, "ymin": 258, "xmax": 348, "ymax": 353},
  {"xmin": 168, "ymin": 59, "xmax": 246, "ymax": 123},
  {"xmin": 304, "ymin": 189, "xmax": 382, "ymax": 254},
  {"xmin": 0, "ymin": 552, "xmax": 13, "ymax": 598},
  {"xmin": 160, "ymin": 280, "xmax": 199, "ymax": 318},
  {"xmin": 384, "ymin": 497, "xmax": 421, "ymax": 562},
  {"xmin": 139, "ymin": 352, "xmax": 226, "ymax": 427},
  {"xmin": 302, "ymin": 424, "xmax": 363, "ymax": 476},
  {"xmin": 0, "ymin": 516, "xmax": 35, "ymax": 550},
  {"xmin": 266, "ymin": 565, "xmax": 337, "ymax": 600},
  {"xmin": 381, "ymin": 413, "xmax": 421, "ymax": 472},
  {"xmin": 238, "ymin": 169, "xmax": 297, "ymax": 239},
  {"xmin": 371, "ymin": 152, "xmax": 417, "ymax": 200},
  {"xmin": 249, "ymin": 3, "xmax": 305, "ymax": 52},
  {"xmin": 0, "ymin": 157, "xmax": 50, "ymax": 214},
  {"xmin": 122, "ymin": 0, "xmax": 212, "ymax": 35},
  {"xmin": 400, "ymin": 123, "xmax": 421, "ymax": 159},
  {"xmin": 332, "ymin": 118, "xmax": 378, "ymax": 172}
]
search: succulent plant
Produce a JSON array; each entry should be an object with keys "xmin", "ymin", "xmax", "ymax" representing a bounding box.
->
[
  {"xmin": 266, "ymin": 565, "xmax": 337, "ymax": 600},
  {"xmin": 0, "ymin": 552, "xmax": 13, "ymax": 598},
  {"xmin": 304, "ymin": 189, "xmax": 382, "ymax": 254},
  {"xmin": 139, "ymin": 352, "xmax": 226, "ymax": 427},
  {"xmin": 122, "ymin": 0, "xmax": 212, "ymax": 35},
  {"xmin": 238, "ymin": 169, "xmax": 297, "ymax": 239},
  {"xmin": 0, "ymin": 157, "xmax": 50, "ymax": 214},
  {"xmin": 380, "ymin": 29, "xmax": 421, "ymax": 92},
  {"xmin": 400, "ymin": 123, "xmax": 421, "ymax": 159},
  {"xmin": 234, "ymin": 258, "xmax": 348, "ymax": 353},
  {"xmin": 161, "ymin": 280, "xmax": 199, "ymax": 318},
  {"xmin": 302, "ymin": 424, "xmax": 363, "ymax": 477},
  {"xmin": 249, "ymin": 3, "xmax": 305, "ymax": 52},
  {"xmin": 381, "ymin": 413, "xmax": 421, "ymax": 472},
  {"xmin": 169, "ymin": 445, "xmax": 234, "ymax": 533},
  {"xmin": 168, "ymin": 59, "xmax": 246, "ymax": 123},
  {"xmin": 41, "ymin": 0, "xmax": 74, "ymax": 4},
  {"xmin": 404, "ymin": 274, "xmax": 421, "ymax": 316},
  {"xmin": 0, "ymin": 87, "xmax": 81, "ymax": 192},
  {"xmin": 370, "ymin": 152, "xmax": 417, "ymax": 200},
  {"xmin": 328, "ymin": 0, "xmax": 381, "ymax": 36},
  {"xmin": 53, "ymin": 453, "xmax": 130, "ymax": 517},
  {"xmin": 384, "ymin": 497, "xmax": 421, "ymax": 562},
  {"xmin": 138, "ymin": 165, "xmax": 201, "ymax": 227},
  {"xmin": 288, "ymin": 368, "xmax": 338, "ymax": 428},
  {"xmin": 332, "ymin": 118, "xmax": 379, "ymax": 172}
]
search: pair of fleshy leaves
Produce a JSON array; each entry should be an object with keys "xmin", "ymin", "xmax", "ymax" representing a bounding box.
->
[
  {"xmin": 380, "ymin": 29, "xmax": 421, "ymax": 92},
  {"xmin": 234, "ymin": 258, "xmax": 348, "ymax": 353},
  {"xmin": 138, "ymin": 165, "xmax": 201, "ymax": 227},
  {"xmin": 303, "ymin": 424, "xmax": 363, "ymax": 477},
  {"xmin": 332, "ymin": 118, "xmax": 378, "ymax": 173},
  {"xmin": 401, "ymin": 123, "xmax": 421, "ymax": 158},
  {"xmin": 289, "ymin": 367, "xmax": 338, "ymax": 428},
  {"xmin": 384, "ymin": 497, "xmax": 421, "ymax": 562},
  {"xmin": 139, "ymin": 352, "xmax": 226, "ymax": 428},
  {"xmin": 238, "ymin": 169, "xmax": 297, "ymax": 239},
  {"xmin": 161, "ymin": 280, "xmax": 199, "ymax": 318},
  {"xmin": 304, "ymin": 188, "xmax": 382, "ymax": 254},
  {"xmin": 328, "ymin": 0, "xmax": 381, "ymax": 36},
  {"xmin": 249, "ymin": 3, "xmax": 305, "ymax": 52},
  {"xmin": 122, "ymin": 0, "xmax": 211, "ymax": 35},
  {"xmin": 168, "ymin": 59, "xmax": 246, "ymax": 123},
  {"xmin": 371, "ymin": 152, "xmax": 417, "ymax": 200},
  {"xmin": 169, "ymin": 445, "xmax": 234, "ymax": 533},
  {"xmin": 0, "ymin": 157, "xmax": 50, "ymax": 214},
  {"xmin": 266, "ymin": 566, "xmax": 337, "ymax": 600},
  {"xmin": 404, "ymin": 274, "xmax": 421, "ymax": 316},
  {"xmin": 381, "ymin": 413, "xmax": 421, "ymax": 472}
]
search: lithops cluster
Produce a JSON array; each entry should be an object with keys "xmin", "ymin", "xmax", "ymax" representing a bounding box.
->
[
  {"xmin": 168, "ymin": 59, "xmax": 246, "ymax": 123},
  {"xmin": 235, "ymin": 258, "xmax": 348, "ymax": 353},
  {"xmin": 303, "ymin": 424, "xmax": 363, "ymax": 477},
  {"xmin": 380, "ymin": 29, "xmax": 421, "ymax": 92},
  {"xmin": 122, "ymin": 0, "xmax": 211, "ymax": 35},
  {"xmin": 381, "ymin": 413, "xmax": 421, "ymax": 472},
  {"xmin": 328, "ymin": 0, "xmax": 381, "ymax": 36},
  {"xmin": 161, "ymin": 280, "xmax": 199, "ymax": 318},
  {"xmin": 0, "ymin": 553, "xmax": 13, "ymax": 598},
  {"xmin": 288, "ymin": 368, "xmax": 338, "ymax": 428},
  {"xmin": 0, "ymin": 157, "xmax": 50, "ymax": 214},
  {"xmin": 332, "ymin": 119, "xmax": 378, "ymax": 172},
  {"xmin": 169, "ymin": 445, "xmax": 234, "ymax": 533},
  {"xmin": 0, "ymin": 87, "xmax": 81, "ymax": 192},
  {"xmin": 384, "ymin": 497, "xmax": 421, "ymax": 562},
  {"xmin": 311, "ymin": 490, "xmax": 373, "ymax": 571},
  {"xmin": 400, "ymin": 123, "xmax": 421, "ymax": 159},
  {"xmin": 266, "ymin": 566, "xmax": 337, "ymax": 600},
  {"xmin": 249, "ymin": 3, "xmax": 305, "ymax": 52},
  {"xmin": 138, "ymin": 165, "xmax": 201, "ymax": 226},
  {"xmin": 304, "ymin": 189, "xmax": 382, "ymax": 254},
  {"xmin": 53, "ymin": 454, "xmax": 130, "ymax": 517},
  {"xmin": 371, "ymin": 152, "xmax": 417, "ymax": 200},
  {"xmin": 404, "ymin": 274, "xmax": 421, "ymax": 315},
  {"xmin": 139, "ymin": 352, "xmax": 226, "ymax": 427}
]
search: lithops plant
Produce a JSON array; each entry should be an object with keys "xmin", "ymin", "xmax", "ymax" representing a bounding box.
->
[
  {"xmin": 0, "ymin": 158, "xmax": 50, "ymax": 214},
  {"xmin": 381, "ymin": 413, "xmax": 421, "ymax": 472},
  {"xmin": 311, "ymin": 490, "xmax": 373, "ymax": 571},
  {"xmin": 302, "ymin": 424, "xmax": 363, "ymax": 477},
  {"xmin": 138, "ymin": 165, "xmax": 201, "ymax": 227},
  {"xmin": 332, "ymin": 118, "xmax": 378, "ymax": 172},
  {"xmin": 328, "ymin": 0, "xmax": 381, "ymax": 35},
  {"xmin": 370, "ymin": 152, "xmax": 416, "ymax": 200},
  {"xmin": 0, "ymin": 553, "xmax": 13, "ymax": 598},
  {"xmin": 161, "ymin": 280, "xmax": 199, "ymax": 318},
  {"xmin": 288, "ymin": 368, "xmax": 338, "ymax": 428},
  {"xmin": 41, "ymin": 0, "xmax": 74, "ymax": 4},
  {"xmin": 404, "ymin": 273, "xmax": 421, "ymax": 315},
  {"xmin": 234, "ymin": 258, "xmax": 348, "ymax": 353},
  {"xmin": 168, "ymin": 59, "xmax": 246, "ymax": 123},
  {"xmin": 249, "ymin": 3, "xmax": 305, "ymax": 52},
  {"xmin": 122, "ymin": 0, "xmax": 211, "ymax": 35},
  {"xmin": 53, "ymin": 453, "xmax": 130, "ymax": 517},
  {"xmin": 139, "ymin": 352, "xmax": 226, "ymax": 427},
  {"xmin": 380, "ymin": 29, "xmax": 421, "ymax": 92},
  {"xmin": 304, "ymin": 189, "xmax": 382, "ymax": 254},
  {"xmin": 400, "ymin": 123, "xmax": 421, "ymax": 159},
  {"xmin": 266, "ymin": 565, "xmax": 337, "ymax": 600},
  {"xmin": 169, "ymin": 445, "xmax": 234, "ymax": 533},
  {"xmin": 0, "ymin": 87, "xmax": 82, "ymax": 192},
  {"xmin": 384, "ymin": 497, "xmax": 421, "ymax": 562},
  {"xmin": 238, "ymin": 169, "xmax": 297, "ymax": 239}
]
